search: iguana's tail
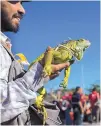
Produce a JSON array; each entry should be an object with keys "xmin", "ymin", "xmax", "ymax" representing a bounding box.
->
[
  {"xmin": 15, "ymin": 53, "xmax": 30, "ymax": 65},
  {"xmin": 35, "ymin": 87, "xmax": 47, "ymax": 125}
]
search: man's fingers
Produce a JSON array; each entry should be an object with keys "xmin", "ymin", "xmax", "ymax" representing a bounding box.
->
[
  {"xmin": 50, "ymin": 72, "xmax": 60, "ymax": 80},
  {"xmin": 52, "ymin": 62, "xmax": 70, "ymax": 72},
  {"xmin": 45, "ymin": 46, "xmax": 52, "ymax": 52}
]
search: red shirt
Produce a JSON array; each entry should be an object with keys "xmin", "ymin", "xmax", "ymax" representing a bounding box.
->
[
  {"xmin": 89, "ymin": 91, "xmax": 99, "ymax": 107},
  {"xmin": 62, "ymin": 95, "xmax": 69, "ymax": 100},
  {"xmin": 68, "ymin": 93, "xmax": 72, "ymax": 101},
  {"xmin": 62, "ymin": 93, "xmax": 72, "ymax": 101}
]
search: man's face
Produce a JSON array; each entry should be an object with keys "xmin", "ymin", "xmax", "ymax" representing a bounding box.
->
[
  {"xmin": 79, "ymin": 88, "xmax": 83, "ymax": 94},
  {"xmin": 1, "ymin": 0, "xmax": 25, "ymax": 33}
]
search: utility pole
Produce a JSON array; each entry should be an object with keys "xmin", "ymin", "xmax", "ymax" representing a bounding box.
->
[{"xmin": 81, "ymin": 64, "xmax": 85, "ymax": 94}]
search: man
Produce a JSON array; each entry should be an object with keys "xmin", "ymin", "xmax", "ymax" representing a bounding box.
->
[
  {"xmin": 0, "ymin": 1, "xmax": 71, "ymax": 125},
  {"xmin": 72, "ymin": 87, "xmax": 84, "ymax": 125}
]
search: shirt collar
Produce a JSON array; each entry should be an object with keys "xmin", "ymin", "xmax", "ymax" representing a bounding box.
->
[{"xmin": 0, "ymin": 31, "xmax": 11, "ymax": 43}]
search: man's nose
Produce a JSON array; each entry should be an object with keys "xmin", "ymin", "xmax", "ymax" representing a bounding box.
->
[{"xmin": 17, "ymin": 3, "xmax": 26, "ymax": 15}]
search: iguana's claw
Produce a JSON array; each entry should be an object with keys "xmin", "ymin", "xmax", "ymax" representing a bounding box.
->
[
  {"xmin": 59, "ymin": 83, "xmax": 67, "ymax": 88},
  {"xmin": 69, "ymin": 59, "xmax": 75, "ymax": 65},
  {"xmin": 42, "ymin": 65, "xmax": 52, "ymax": 77}
]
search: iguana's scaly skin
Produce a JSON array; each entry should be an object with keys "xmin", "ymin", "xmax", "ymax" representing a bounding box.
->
[{"xmin": 29, "ymin": 38, "xmax": 91, "ymax": 88}]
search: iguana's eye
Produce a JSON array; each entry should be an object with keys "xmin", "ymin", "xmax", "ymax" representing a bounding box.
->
[{"xmin": 80, "ymin": 39, "xmax": 84, "ymax": 41}]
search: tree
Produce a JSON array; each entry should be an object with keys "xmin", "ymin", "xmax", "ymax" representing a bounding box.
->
[{"xmin": 86, "ymin": 83, "xmax": 100, "ymax": 94}]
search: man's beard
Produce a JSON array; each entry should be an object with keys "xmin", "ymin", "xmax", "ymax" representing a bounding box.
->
[{"xmin": 1, "ymin": 9, "xmax": 19, "ymax": 33}]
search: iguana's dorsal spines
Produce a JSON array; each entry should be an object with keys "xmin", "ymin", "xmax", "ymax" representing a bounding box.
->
[
  {"xmin": 68, "ymin": 37, "xmax": 72, "ymax": 40},
  {"xmin": 60, "ymin": 40, "xmax": 69, "ymax": 45}
]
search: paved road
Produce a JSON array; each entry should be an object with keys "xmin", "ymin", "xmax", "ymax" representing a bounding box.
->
[{"xmin": 83, "ymin": 122, "xmax": 101, "ymax": 125}]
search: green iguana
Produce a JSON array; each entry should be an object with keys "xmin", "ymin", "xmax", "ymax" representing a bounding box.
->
[{"xmin": 29, "ymin": 38, "xmax": 91, "ymax": 88}]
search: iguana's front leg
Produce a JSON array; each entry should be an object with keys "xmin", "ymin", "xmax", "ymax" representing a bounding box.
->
[
  {"xmin": 59, "ymin": 66, "xmax": 71, "ymax": 88},
  {"xmin": 43, "ymin": 48, "xmax": 54, "ymax": 76}
]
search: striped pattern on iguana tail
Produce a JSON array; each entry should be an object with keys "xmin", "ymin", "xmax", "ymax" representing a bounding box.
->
[{"xmin": 29, "ymin": 38, "xmax": 91, "ymax": 88}]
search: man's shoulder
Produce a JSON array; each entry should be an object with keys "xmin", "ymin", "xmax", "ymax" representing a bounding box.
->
[
  {"xmin": 74, "ymin": 93, "xmax": 80, "ymax": 97},
  {"xmin": 0, "ymin": 31, "xmax": 11, "ymax": 42},
  {"xmin": 0, "ymin": 40, "xmax": 12, "ymax": 64},
  {"xmin": 72, "ymin": 93, "xmax": 80, "ymax": 100}
]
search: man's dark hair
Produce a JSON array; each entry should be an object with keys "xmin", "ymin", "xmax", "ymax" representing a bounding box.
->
[
  {"xmin": 75, "ymin": 86, "xmax": 80, "ymax": 92},
  {"xmin": 92, "ymin": 87, "xmax": 97, "ymax": 92},
  {"xmin": 73, "ymin": 86, "xmax": 80, "ymax": 95}
]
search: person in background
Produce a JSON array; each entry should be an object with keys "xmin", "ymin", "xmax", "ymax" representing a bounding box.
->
[
  {"xmin": 89, "ymin": 87, "xmax": 100, "ymax": 122},
  {"xmin": 89, "ymin": 87, "xmax": 100, "ymax": 109},
  {"xmin": 61, "ymin": 91, "xmax": 73, "ymax": 125},
  {"xmin": 62, "ymin": 91, "xmax": 73, "ymax": 102},
  {"xmin": 80, "ymin": 93, "xmax": 87, "ymax": 123},
  {"xmin": 72, "ymin": 87, "xmax": 84, "ymax": 125},
  {"xmin": 84, "ymin": 100, "xmax": 92, "ymax": 123},
  {"xmin": 57, "ymin": 98, "xmax": 66, "ymax": 125}
]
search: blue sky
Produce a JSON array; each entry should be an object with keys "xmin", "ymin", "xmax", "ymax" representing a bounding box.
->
[{"xmin": 6, "ymin": 1, "xmax": 100, "ymax": 93}]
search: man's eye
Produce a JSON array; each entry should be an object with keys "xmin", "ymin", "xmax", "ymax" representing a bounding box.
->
[
  {"xmin": 9, "ymin": 1, "xmax": 23, "ymax": 5},
  {"xmin": 9, "ymin": 1, "xmax": 19, "ymax": 4}
]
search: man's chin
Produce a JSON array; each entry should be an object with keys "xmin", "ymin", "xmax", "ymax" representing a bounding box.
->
[
  {"xmin": 7, "ymin": 20, "xmax": 19, "ymax": 32},
  {"xmin": 2, "ymin": 23, "xmax": 19, "ymax": 33},
  {"xmin": 8, "ymin": 24, "xmax": 19, "ymax": 33},
  {"xmin": 11, "ymin": 23, "xmax": 19, "ymax": 33},
  {"xmin": 13, "ymin": 26, "xmax": 19, "ymax": 33}
]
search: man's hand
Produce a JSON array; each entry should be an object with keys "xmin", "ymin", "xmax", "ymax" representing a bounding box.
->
[
  {"xmin": 39, "ymin": 46, "xmax": 70, "ymax": 80},
  {"xmin": 49, "ymin": 62, "xmax": 70, "ymax": 80}
]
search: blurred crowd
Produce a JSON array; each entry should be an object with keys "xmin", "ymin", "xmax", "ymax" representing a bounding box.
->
[{"xmin": 50, "ymin": 87, "xmax": 101, "ymax": 125}]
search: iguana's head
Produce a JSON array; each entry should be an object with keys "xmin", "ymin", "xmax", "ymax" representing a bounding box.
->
[
  {"xmin": 74, "ymin": 39, "xmax": 91, "ymax": 60},
  {"xmin": 63, "ymin": 38, "xmax": 91, "ymax": 60}
]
